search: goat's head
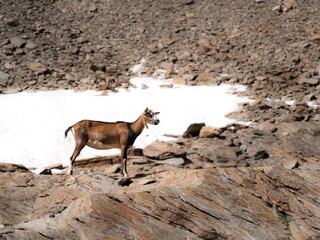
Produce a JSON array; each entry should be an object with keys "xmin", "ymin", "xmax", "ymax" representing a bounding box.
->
[{"xmin": 143, "ymin": 108, "xmax": 160, "ymax": 128}]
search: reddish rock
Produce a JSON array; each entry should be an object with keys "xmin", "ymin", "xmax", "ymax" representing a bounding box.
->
[
  {"xmin": 199, "ymin": 127, "xmax": 222, "ymax": 138},
  {"xmin": 29, "ymin": 63, "xmax": 48, "ymax": 73},
  {"xmin": 143, "ymin": 141, "xmax": 185, "ymax": 160}
]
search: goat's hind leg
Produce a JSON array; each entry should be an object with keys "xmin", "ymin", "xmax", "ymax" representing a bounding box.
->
[{"xmin": 68, "ymin": 142, "xmax": 86, "ymax": 175}]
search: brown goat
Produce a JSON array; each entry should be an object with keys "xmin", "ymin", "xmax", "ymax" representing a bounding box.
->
[{"xmin": 65, "ymin": 108, "xmax": 160, "ymax": 176}]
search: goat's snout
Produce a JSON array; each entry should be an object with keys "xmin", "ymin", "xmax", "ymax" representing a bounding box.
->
[{"xmin": 150, "ymin": 116, "xmax": 159, "ymax": 125}]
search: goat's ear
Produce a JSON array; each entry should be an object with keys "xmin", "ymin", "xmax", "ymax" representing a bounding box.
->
[{"xmin": 154, "ymin": 112, "xmax": 160, "ymax": 115}]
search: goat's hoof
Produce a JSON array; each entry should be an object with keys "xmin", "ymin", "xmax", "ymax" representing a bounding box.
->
[{"xmin": 118, "ymin": 176, "xmax": 132, "ymax": 186}]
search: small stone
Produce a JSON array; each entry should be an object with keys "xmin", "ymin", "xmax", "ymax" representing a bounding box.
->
[
  {"xmin": 160, "ymin": 84, "xmax": 173, "ymax": 88},
  {"xmin": 196, "ymin": 72, "xmax": 218, "ymax": 85},
  {"xmin": 310, "ymin": 34, "xmax": 320, "ymax": 41},
  {"xmin": 298, "ymin": 77, "xmax": 319, "ymax": 86},
  {"xmin": 10, "ymin": 37, "xmax": 25, "ymax": 48},
  {"xmin": 25, "ymin": 42, "xmax": 36, "ymax": 50},
  {"xmin": 89, "ymin": 4, "xmax": 97, "ymax": 12},
  {"xmin": 0, "ymin": 72, "xmax": 10, "ymax": 87},
  {"xmin": 90, "ymin": 64, "xmax": 106, "ymax": 72},
  {"xmin": 173, "ymin": 77, "xmax": 187, "ymax": 85},
  {"xmin": 272, "ymin": 5, "xmax": 282, "ymax": 12},
  {"xmin": 27, "ymin": 80, "xmax": 37, "ymax": 85},
  {"xmin": 199, "ymin": 44, "xmax": 217, "ymax": 55},
  {"xmin": 182, "ymin": 0, "xmax": 194, "ymax": 5},
  {"xmin": 6, "ymin": 18, "xmax": 19, "ymax": 27},
  {"xmin": 29, "ymin": 63, "xmax": 48, "ymax": 73},
  {"xmin": 4, "ymin": 62, "xmax": 15, "ymax": 70},
  {"xmin": 282, "ymin": 0, "xmax": 296, "ymax": 10},
  {"xmin": 118, "ymin": 177, "xmax": 132, "ymax": 186},
  {"xmin": 251, "ymin": 98, "xmax": 262, "ymax": 107}
]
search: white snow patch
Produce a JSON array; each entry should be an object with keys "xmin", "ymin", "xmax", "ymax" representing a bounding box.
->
[
  {"xmin": 0, "ymin": 77, "xmax": 251, "ymax": 172},
  {"xmin": 307, "ymin": 101, "xmax": 319, "ymax": 108},
  {"xmin": 130, "ymin": 58, "xmax": 146, "ymax": 73}
]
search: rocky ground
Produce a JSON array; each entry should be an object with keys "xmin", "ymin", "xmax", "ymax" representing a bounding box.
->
[
  {"xmin": 1, "ymin": 0, "xmax": 320, "ymax": 239},
  {"xmin": 1, "ymin": 120, "xmax": 320, "ymax": 239}
]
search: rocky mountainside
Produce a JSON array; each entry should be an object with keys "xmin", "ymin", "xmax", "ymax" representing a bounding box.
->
[
  {"xmin": 1, "ymin": 0, "xmax": 320, "ymax": 97},
  {"xmin": 1, "ymin": 0, "xmax": 320, "ymax": 239}
]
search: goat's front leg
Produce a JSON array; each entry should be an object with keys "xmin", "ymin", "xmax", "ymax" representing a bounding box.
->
[{"xmin": 120, "ymin": 145, "xmax": 129, "ymax": 178}]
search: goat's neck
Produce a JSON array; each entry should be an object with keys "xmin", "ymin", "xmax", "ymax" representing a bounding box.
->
[{"xmin": 130, "ymin": 114, "xmax": 146, "ymax": 137}]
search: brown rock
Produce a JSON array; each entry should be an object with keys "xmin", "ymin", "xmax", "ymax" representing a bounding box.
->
[
  {"xmin": 199, "ymin": 127, "xmax": 222, "ymax": 138},
  {"xmin": 298, "ymin": 77, "xmax": 319, "ymax": 86},
  {"xmin": 200, "ymin": 144, "xmax": 238, "ymax": 163},
  {"xmin": 199, "ymin": 44, "xmax": 217, "ymax": 55},
  {"xmin": 0, "ymin": 72, "xmax": 10, "ymax": 87},
  {"xmin": 4, "ymin": 62, "xmax": 16, "ymax": 70},
  {"xmin": 183, "ymin": 123, "xmax": 205, "ymax": 138},
  {"xmin": 173, "ymin": 77, "xmax": 187, "ymax": 85},
  {"xmin": 143, "ymin": 141, "xmax": 185, "ymax": 159},
  {"xmin": 196, "ymin": 72, "xmax": 218, "ymax": 85},
  {"xmin": 29, "ymin": 63, "xmax": 48, "ymax": 73},
  {"xmin": 251, "ymin": 98, "xmax": 262, "ymax": 107},
  {"xmin": 310, "ymin": 34, "xmax": 320, "ymax": 41},
  {"xmin": 89, "ymin": 4, "xmax": 97, "ymax": 12},
  {"xmin": 182, "ymin": 0, "xmax": 194, "ymax": 5},
  {"xmin": 0, "ymin": 163, "xmax": 30, "ymax": 173},
  {"xmin": 90, "ymin": 64, "xmax": 106, "ymax": 72},
  {"xmin": 10, "ymin": 37, "xmax": 25, "ymax": 48},
  {"xmin": 6, "ymin": 18, "xmax": 19, "ymax": 27},
  {"xmin": 282, "ymin": 0, "xmax": 296, "ymax": 10}
]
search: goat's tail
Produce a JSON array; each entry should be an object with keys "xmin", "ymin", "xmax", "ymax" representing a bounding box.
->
[{"xmin": 65, "ymin": 126, "xmax": 72, "ymax": 138}]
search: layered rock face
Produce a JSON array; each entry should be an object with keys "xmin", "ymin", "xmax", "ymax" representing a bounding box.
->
[{"xmin": 0, "ymin": 166, "xmax": 319, "ymax": 239}]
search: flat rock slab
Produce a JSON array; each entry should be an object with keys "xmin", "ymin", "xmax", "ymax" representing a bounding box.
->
[{"xmin": 143, "ymin": 141, "xmax": 185, "ymax": 160}]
